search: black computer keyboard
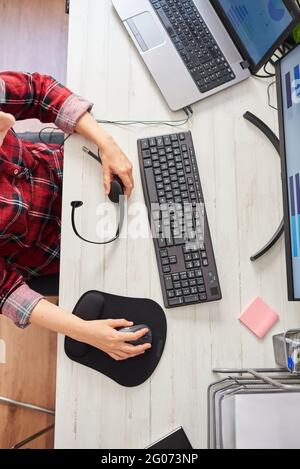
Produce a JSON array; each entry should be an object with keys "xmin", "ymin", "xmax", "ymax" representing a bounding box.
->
[
  {"xmin": 138, "ymin": 131, "xmax": 221, "ymax": 308},
  {"xmin": 149, "ymin": 0, "xmax": 235, "ymax": 93}
]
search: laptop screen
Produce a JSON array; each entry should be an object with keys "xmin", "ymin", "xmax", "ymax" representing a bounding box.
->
[
  {"xmin": 214, "ymin": 0, "xmax": 294, "ymax": 69},
  {"xmin": 277, "ymin": 44, "xmax": 300, "ymax": 300}
]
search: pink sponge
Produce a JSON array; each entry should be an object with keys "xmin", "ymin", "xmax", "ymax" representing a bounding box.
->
[{"xmin": 239, "ymin": 297, "xmax": 279, "ymax": 338}]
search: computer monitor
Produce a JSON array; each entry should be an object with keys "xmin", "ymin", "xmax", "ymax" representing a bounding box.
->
[
  {"xmin": 276, "ymin": 43, "xmax": 300, "ymax": 300},
  {"xmin": 211, "ymin": 0, "xmax": 300, "ymax": 73}
]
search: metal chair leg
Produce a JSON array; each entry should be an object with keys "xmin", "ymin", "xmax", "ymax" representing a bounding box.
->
[
  {"xmin": 10, "ymin": 424, "xmax": 55, "ymax": 449},
  {"xmin": 0, "ymin": 396, "xmax": 55, "ymax": 448},
  {"xmin": 0, "ymin": 396, "xmax": 55, "ymax": 415}
]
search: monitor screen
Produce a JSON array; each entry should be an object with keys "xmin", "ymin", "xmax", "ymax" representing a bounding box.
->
[
  {"xmin": 279, "ymin": 44, "xmax": 300, "ymax": 300},
  {"xmin": 215, "ymin": 0, "xmax": 294, "ymax": 67}
]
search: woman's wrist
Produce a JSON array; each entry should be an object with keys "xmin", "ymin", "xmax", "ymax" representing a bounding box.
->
[
  {"xmin": 67, "ymin": 315, "xmax": 87, "ymax": 342},
  {"xmin": 75, "ymin": 112, "xmax": 114, "ymax": 153},
  {"xmin": 30, "ymin": 299, "xmax": 85, "ymax": 340}
]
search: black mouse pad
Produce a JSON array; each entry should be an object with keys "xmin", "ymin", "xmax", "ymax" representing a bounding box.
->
[{"xmin": 64, "ymin": 290, "xmax": 167, "ymax": 387}]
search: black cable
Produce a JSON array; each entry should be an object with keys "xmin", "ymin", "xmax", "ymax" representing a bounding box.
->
[
  {"xmin": 267, "ymin": 81, "xmax": 277, "ymax": 111},
  {"xmin": 38, "ymin": 126, "xmax": 71, "ymax": 149},
  {"xmin": 263, "ymin": 63, "xmax": 275, "ymax": 77},
  {"xmin": 254, "ymin": 72, "xmax": 274, "ymax": 79},
  {"xmin": 254, "ymin": 60, "xmax": 275, "ymax": 78},
  {"xmin": 38, "ymin": 126, "xmax": 57, "ymax": 144},
  {"xmin": 253, "ymin": 44, "xmax": 291, "ymax": 79},
  {"xmin": 71, "ymin": 200, "xmax": 125, "ymax": 245}
]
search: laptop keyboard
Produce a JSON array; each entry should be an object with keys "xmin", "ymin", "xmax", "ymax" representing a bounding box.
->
[
  {"xmin": 150, "ymin": 0, "xmax": 236, "ymax": 93},
  {"xmin": 138, "ymin": 131, "xmax": 222, "ymax": 308}
]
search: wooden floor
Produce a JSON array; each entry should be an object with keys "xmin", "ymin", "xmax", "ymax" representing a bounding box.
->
[
  {"xmin": 0, "ymin": 0, "xmax": 69, "ymax": 133},
  {"xmin": 0, "ymin": 317, "xmax": 57, "ymax": 449},
  {"xmin": 0, "ymin": 0, "xmax": 68, "ymax": 449}
]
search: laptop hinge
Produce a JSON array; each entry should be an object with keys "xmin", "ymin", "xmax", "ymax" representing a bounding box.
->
[{"xmin": 240, "ymin": 60, "xmax": 250, "ymax": 70}]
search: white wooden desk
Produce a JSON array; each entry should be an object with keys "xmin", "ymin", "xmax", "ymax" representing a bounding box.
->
[{"xmin": 55, "ymin": 0, "xmax": 300, "ymax": 449}]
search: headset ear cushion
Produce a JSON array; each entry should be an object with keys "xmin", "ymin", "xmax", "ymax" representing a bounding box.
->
[
  {"xmin": 108, "ymin": 179, "xmax": 124, "ymax": 204},
  {"xmin": 71, "ymin": 201, "xmax": 83, "ymax": 209}
]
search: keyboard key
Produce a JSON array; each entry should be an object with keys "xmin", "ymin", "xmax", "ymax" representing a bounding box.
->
[
  {"xmin": 142, "ymin": 150, "xmax": 151, "ymax": 158},
  {"xmin": 174, "ymin": 237, "xmax": 185, "ymax": 246},
  {"xmin": 184, "ymin": 294, "xmax": 199, "ymax": 303},
  {"xmin": 156, "ymin": 8, "xmax": 176, "ymax": 38},
  {"xmin": 163, "ymin": 266, "xmax": 171, "ymax": 274},
  {"xmin": 168, "ymin": 297, "xmax": 184, "ymax": 306},
  {"xmin": 172, "ymin": 273, "xmax": 180, "ymax": 282},
  {"xmin": 164, "ymin": 274, "xmax": 173, "ymax": 290},
  {"xmin": 141, "ymin": 139, "xmax": 149, "ymax": 150},
  {"xmin": 158, "ymin": 238, "xmax": 166, "ymax": 248},
  {"xmin": 145, "ymin": 168, "xmax": 158, "ymax": 203},
  {"xmin": 167, "ymin": 290, "xmax": 175, "ymax": 299},
  {"xmin": 169, "ymin": 256, "xmax": 177, "ymax": 264},
  {"xmin": 144, "ymin": 159, "xmax": 152, "ymax": 168}
]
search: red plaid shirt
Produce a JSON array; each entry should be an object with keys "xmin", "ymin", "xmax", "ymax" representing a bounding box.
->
[{"xmin": 0, "ymin": 72, "xmax": 93, "ymax": 328}]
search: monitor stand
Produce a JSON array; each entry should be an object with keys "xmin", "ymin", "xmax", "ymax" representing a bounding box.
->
[{"xmin": 243, "ymin": 111, "xmax": 284, "ymax": 262}]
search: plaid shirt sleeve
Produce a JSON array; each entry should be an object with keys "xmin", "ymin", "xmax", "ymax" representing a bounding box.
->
[
  {"xmin": 0, "ymin": 71, "xmax": 93, "ymax": 133},
  {"xmin": 0, "ymin": 258, "xmax": 43, "ymax": 328},
  {"xmin": 2, "ymin": 285, "xmax": 44, "ymax": 329}
]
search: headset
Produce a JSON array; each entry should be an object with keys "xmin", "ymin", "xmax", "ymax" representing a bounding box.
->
[{"xmin": 71, "ymin": 147, "xmax": 125, "ymax": 245}]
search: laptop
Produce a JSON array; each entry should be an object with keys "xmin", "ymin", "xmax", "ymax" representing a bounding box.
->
[
  {"xmin": 276, "ymin": 42, "xmax": 300, "ymax": 301},
  {"xmin": 112, "ymin": 0, "xmax": 299, "ymax": 111}
]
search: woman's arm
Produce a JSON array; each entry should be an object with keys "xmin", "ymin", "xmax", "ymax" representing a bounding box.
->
[
  {"xmin": 0, "ymin": 71, "xmax": 92, "ymax": 133},
  {"xmin": 30, "ymin": 299, "xmax": 151, "ymax": 361},
  {"xmin": 75, "ymin": 112, "xmax": 134, "ymax": 198}
]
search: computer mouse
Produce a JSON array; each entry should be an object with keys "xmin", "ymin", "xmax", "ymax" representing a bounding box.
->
[
  {"xmin": 109, "ymin": 177, "xmax": 124, "ymax": 204},
  {"xmin": 118, "ymin": 324, "xmax": 152, "ymax": 346}
]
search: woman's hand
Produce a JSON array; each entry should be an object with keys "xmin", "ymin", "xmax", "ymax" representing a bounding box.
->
[
  {"xmin": 75, "ymin": 112, "xmax": 134, "ymax": 198},
  {"xmin": 31, "ymin": 300, "xmax": 150, "ymax": 362},
  {"xmin": 0, "ymin": 112, "xmax": 15, "ymax": 147},
  {"xmin": 79, "ymin": 318, "xmax": 151, "ymax": 361},
  {"xmin": 99, "ymin": 136, "xmax": 134, "ymax": 198}
]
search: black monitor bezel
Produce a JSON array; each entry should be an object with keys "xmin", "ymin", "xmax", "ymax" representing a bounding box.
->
[
  {"xmin": 210, "ymin": 0, "xmax": 300, "ymax": 74},
  {"xmin": 275, "ymin": 43, "xmax": 300, "ymax": 301}
]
